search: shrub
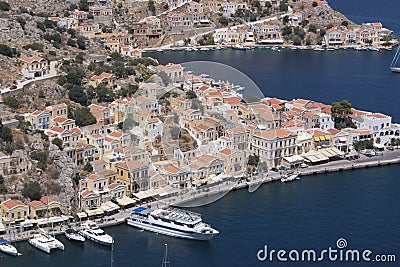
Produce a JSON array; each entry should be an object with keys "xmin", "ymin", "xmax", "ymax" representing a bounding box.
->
[
  {"xmin": 4, "ymin": 96, "xmax": 19, "ymax": 109},
  {"xmin": 22, "ymin": 181, "xmax": 42, "ymax": 201},
  {"xmin": 0, "ymin": 1, "xmax": 11, "ymax": 11}
]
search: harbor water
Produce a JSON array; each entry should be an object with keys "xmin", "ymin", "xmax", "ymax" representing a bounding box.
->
[{"xmin": 2, "ymin": 0, "xmax": 400, "ymax": 266}]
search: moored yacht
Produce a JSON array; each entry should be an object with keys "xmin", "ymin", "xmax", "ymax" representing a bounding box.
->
[
  {"xmin": 28, "ymin": 230, "xmax": 65, "ymax": 254},
  {"xmin": 0, "ymin": 238, "xmax": 20, "ymax": 256},
  {"xmin": 79, "ymin": 221, "xmax": 114, "ymax": 245},
  {"xmin": 281, "ymin": 173, "xmax": 300, "ymax": 183},
  {"xmin": 65, "ymin": 228, "xmax": 85, "ymax": 242},
  {"xmin": 127, "ymin": 207, "xmax": 219, "ymax": 241}
]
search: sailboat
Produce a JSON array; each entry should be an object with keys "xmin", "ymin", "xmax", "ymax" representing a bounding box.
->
[
  {"xmin": 162, "ymin": 243, "xmax": 170, "ymax": 267},
  {"xmin": 390, "ymin": 46, "xmax": 400, "ymax": 73},
  {"xmin": 29, "ymin": 185, "xmax": 64, "ymax": 253}
]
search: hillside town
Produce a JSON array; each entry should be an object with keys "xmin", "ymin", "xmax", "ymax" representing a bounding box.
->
[{"xmin": 0, "ymin": 0, "xmax": 399, "ymax": 243}]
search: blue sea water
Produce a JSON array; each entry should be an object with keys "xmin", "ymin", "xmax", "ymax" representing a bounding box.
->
[{"xmin": 2, "ymin": 1, "xmax": 400, "ymax": 266}]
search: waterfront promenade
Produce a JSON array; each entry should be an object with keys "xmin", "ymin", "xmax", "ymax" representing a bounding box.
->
[{"xmin": 4, "ymin": 149, "xmax": 400, "ymax": 244}]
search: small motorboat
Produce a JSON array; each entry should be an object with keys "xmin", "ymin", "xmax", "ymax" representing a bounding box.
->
[
  {"xmin": 0, "ymin": 239, "xmax": 21, "ymax": 256},
  {"xmin": 281, "ymin": 174, "xmax": 300, "ymax": 183},
  {"xmin": 65, "ymin": 228, "xmax": 85, "ymax": 242}
]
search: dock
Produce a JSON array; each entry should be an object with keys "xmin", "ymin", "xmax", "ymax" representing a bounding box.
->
[{"xmin": 4, "ymin": 150, "xmax": 400, "ymax": 244}]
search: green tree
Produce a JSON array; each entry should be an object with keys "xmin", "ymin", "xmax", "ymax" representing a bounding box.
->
[
  {"xmin": 0, "ymin": 44, "xmax": 16, "ymax": 57},
  {"xmin": 83, "ymin": 162, "xmax": 93, "ymax": 172},
  {"xmin": 282, "ymin": 15, "xmax": 289, "ymax": 25},
  {"xmin": 331, "ymin": 100, "xmax": 356, "ymax": 129},
  {"xmin": 0, "ymin": 120, "xmax": 13, "ymax": 143},
  {"xmin": 4, "ymin": 96, "xmax": 19, "ymax": 109},
  {"xmin": 73, "ymin": 107, "xmax": 97, "ymax": 126},
  {"xmin": 218, "ymin": 16, "xmax": 229, "ymax": 26},
  {"xmin": 148, "ymin": 0, "xmax": 156, "ymax": 15},
  {"xmin": 309, "ymin": 24, "xmax": 317, "ymax": 34},
  {"xmin": 170, "ymin": 127, "xmax": 180, "ymax": 140},
  {"xmin": 0, "ymin": 1, "xmax": 11, "ymax": 11},
  {"xmin": 279, "ymin": 0, "xmax": 288, "ymax": 11},
  {"xmin": 341, "ymin": 21, "xmax": 349, "ymax": 27},
  {"xmin": 282, "ymin": 26, "xmax": 292, "ymax": 36},
  {"xmin": 186, "ymin": 90, "xmax": 197, "ymax": 99},
  {"xmin": 69, "ymin": 85, "xmax": 88, "ymax": 106},
  {"xmin": 67, "ymin": 38, "xmax": 76, "ymax": 47},
  {"xmin": 78, "ymin": 0, "xmax": 89, "ymax": 11},
  {"xmin": 16, "ymin": 17, "xmax": 26, "ymax": 30},
  {"xmin": 312, "ymin": 1, "xmax": 318, "ymax": 7},
  {"xmin": 22, "ymin": 181, "xmax": 42, "ymax": 201},
  {"xmin": 77, "ymin": 36, "xmax": 86, "ymax": 50},
  {"xmin": 94, "ymin": 84, "xmax": 115, "ymax": 103},
  {"xmin": 248, "ymin": 155, "xmax": 259, "ymax": 166},
  {"xmin": 292, "ymin": 35, "xmax": 302, "ymax": 45},
  {"xmin": 52, "ymin": 138, "xmax": 63, "ymax": 150},
  {"xmin": 294, "ymin": 27, "xmax": 306, "ymax": 39},
  {"xmin": 30, "ymin": 151, "xmax": 48, "ymax": 170}
]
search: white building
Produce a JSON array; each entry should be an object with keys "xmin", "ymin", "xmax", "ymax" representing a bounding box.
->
[
  {"xmin": 251, "ymin": 128, "xmax": 297, "ymax": 168},
  {"xmin": 317, "ymin": 113, "xmax": 334, "ymax": 131},
  {"xmin": 352, "ymin": 113, "xmax": 391, "ymax": 138}
]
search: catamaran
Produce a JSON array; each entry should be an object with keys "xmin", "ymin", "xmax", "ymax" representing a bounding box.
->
[
  {"xmin": 390, "ymin": 46, "xmax": 400, "ymax": 73},
  {"xmin": 127, "ymin": 207, "xmax": 219, "ymax": 241},
  {"xmin": 29, "ymin": 184, "xmax": 64, "ymax": 253},
  {"xmin": 29, "ymin": 230, "xmax": 65, "ymax": 253}
]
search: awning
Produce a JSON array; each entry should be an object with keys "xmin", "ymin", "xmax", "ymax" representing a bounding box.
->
[
  {"xmin": 338, "ymin": 137, "xmax": 347, "ymax": 142},
  {"xmin": 133, "ymin": 191, "xmax": 151, "ymax": 200},
  {"xmin": 324, "ymin": 135, "xmax": 330, "ymax": 140},
  {"xmin": 77, "ymin": 212, "xmax": 87, "ymax": 219},
  {"xmin": 100, "ymin": 201, "xmax": 120, "ymax": 213},
  {"xmin": 115, "ymin": 196, "xmax": 136, "ymax": 207},
  {"xmin": 314, "ymin": 136, "xmax": 320, "ymax": 142},
  {"xmin": 283, "ymin": 155, "xmax": 304, "ymax": 164},
  {"xmin": 319, "ymin": 135, "xmax": 326, "ymax": 141},
  {"xmin": 85, "ymin": 208, "xmax": 104, "ymax": 217}
]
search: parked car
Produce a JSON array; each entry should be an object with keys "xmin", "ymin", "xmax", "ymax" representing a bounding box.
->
[
  {"xmin": 279, "ymin": 166, "xmax": 289, "ymax": 171},
  {"xmin": 271, "ymin": 167, "xmax": 279, "ymax": 172},
  {"xmin": 300, "ymin": 163, "xmax": 309, "ymax": 168}
]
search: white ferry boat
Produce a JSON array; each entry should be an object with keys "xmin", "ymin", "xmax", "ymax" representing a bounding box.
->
[
  {"xmin": 127, "ymin": 207, "xmax": 219, "ymax": 241},
  {"xmin": 79, "ymin": 221, "xmax": 114, "ymax": 245}
]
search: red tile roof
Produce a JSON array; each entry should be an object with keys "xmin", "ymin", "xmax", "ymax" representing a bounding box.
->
[{"xmin": 2, "ymin": 199, "xmax": 26, "ymax": 209}]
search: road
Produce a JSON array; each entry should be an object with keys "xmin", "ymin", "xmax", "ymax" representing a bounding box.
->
[
  {"xmin": 1, "ymin": 61, "xmax": 60, "ymax": 95},
  {"xmin": 158, "ymin": 7, "xmax": 293, "ymax": 49}
]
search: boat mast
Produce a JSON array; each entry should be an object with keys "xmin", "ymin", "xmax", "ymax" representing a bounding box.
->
[
  {"xmin": 162, "ymin": 243, "xmax": 170, "ymax": 267},
  {"xmin": 110, "ymin": 242, "xmax": 114, "ymax": 267},
  {"xmin": 390, "ymin": 46, "xmax": 400, "ymax": 67}
]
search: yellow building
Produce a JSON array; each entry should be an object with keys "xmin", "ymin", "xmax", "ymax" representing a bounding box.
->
[
  {"xmin": 0, "ymin": 199, "xmax": 29, "ymax": 222},
  {"xmin": 115, "ymin": 160, "xmax": 149, "ymax": 192}
]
